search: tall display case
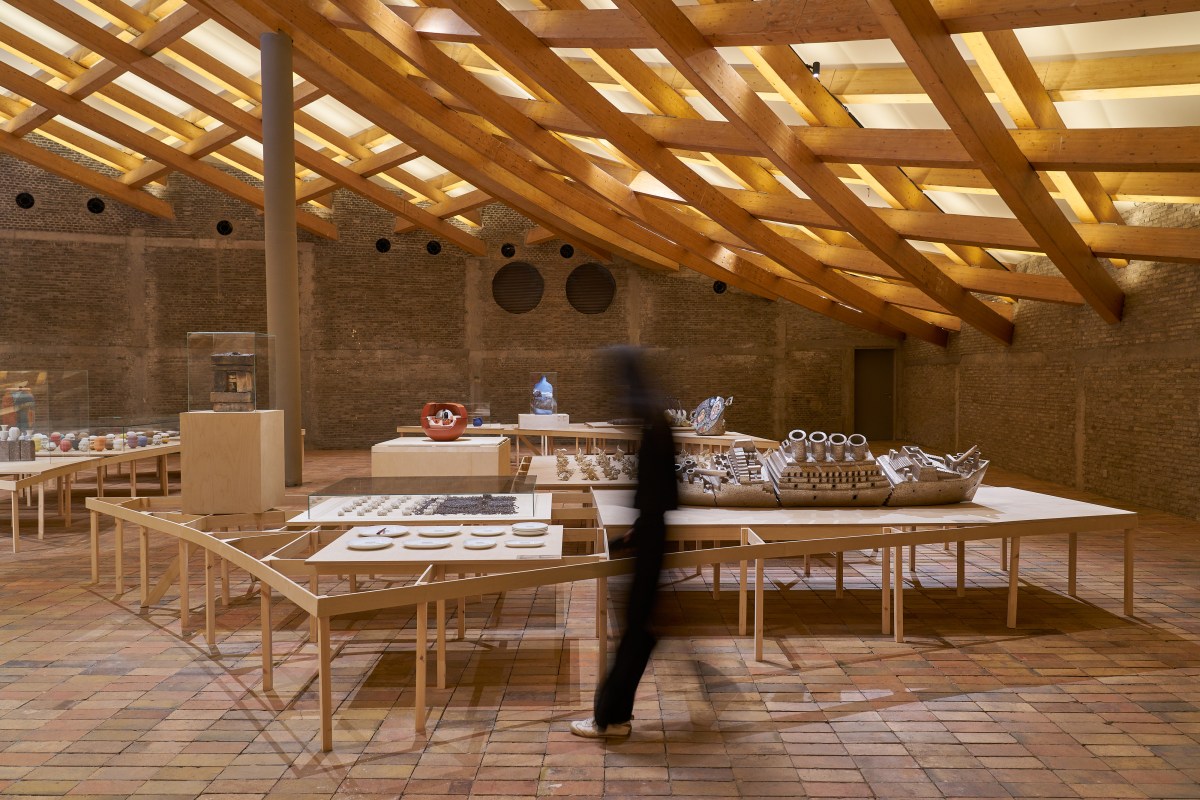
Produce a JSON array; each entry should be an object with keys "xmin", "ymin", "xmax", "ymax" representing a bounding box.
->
[
  {"xmin": 186, "ymin": 332, "xmax": 275, "ymax": 412},
  {"xmin": 0, "ymin": 369, "xmax": 89, "ymax": 460}
]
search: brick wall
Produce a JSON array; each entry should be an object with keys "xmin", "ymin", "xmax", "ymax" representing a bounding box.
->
[
  {"xmin": 900, "ymin": 202, "xmax": 1200, "ymax": 518},
  {"xmin": 0, "ymin": 145, "xmax": 894, "ymax": 452}
]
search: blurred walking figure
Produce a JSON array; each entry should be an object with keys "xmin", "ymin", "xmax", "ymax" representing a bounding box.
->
[{"xmin": 571, "ymin": 348, "xmax": 677, "ymax": 739}]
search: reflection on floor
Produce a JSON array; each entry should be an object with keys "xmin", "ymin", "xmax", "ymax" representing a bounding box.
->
[{"xmin": 1, "ymin": 450, "xmax": 1198, "ymax": 799}]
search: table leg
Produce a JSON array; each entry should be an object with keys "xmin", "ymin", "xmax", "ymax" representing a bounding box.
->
[
  {"xmin": 261, "ymin": 584, "xmax": 273, "ymax": 691},
  {"xmin": 597, "ymin": 575, "xmax": 608, "ymax": 675},
  {"xmin": 415, "ymin": 601, "xmax": 428, "ymax": 734},
  {"xmin": 738, "ymin": 557, "xmax": 748, "ymax": 637},
  {"xmin": 204, "ymin": 550, "xmax": 217, "ymax": 646},
  {"xmin": 318, "ymin": 616, "xmax": 333, "ymax": 752},
  {"xmin": 114, "ymin": 519, "xmax": 124, "ymax": 595},
  {"xmin": 1124, "ymin": 529, "xmax": 1135, "ymax": 617},
  {"xmin": 835, "ymin": 551, "xmax": 844, "ymax": 599},
  {"xmin": 97, "ymin": 466, "xmax": 104, "ymax": 498},
  {"xmin": 1007, "ymin": 536, "xmax": 1021, "ymax": 628},
  {"xmin": 435, "ymin": 566, "xmax": 447, "ymax": 690},
  {"xmin": 712, "ymin": 559, "xmax": 721, "ymax": 599},
  {"xmin": 130, "ymin": 459, "xmax": 137, "ymax": 498},
  {"xmin": 804, "ymin": 553, "xmax": 811, "ymax": 577},
  {"xmin": 893, "ymin": 545, "xmax": 904, "ymax": 643},
  {"xmin": 159, "ymin": 455, "xmax": 168, "ymax": 496},
  {"xmin": 178, "ymin": 540, "xmax": 190, "ymax": 633},
  {"xmin": 37, "ymin": 483, "xmax": 44, "ymax": 540},
  {"xmin": 881, "ymin": 545, "xmax": 891, "ymax": 635},
  {"xmin": 909, "ymin": 543, "xmax": 916, "ymax": 572},
  {"xmin": 1068, "ymin": 532, "xmax": 1078, "ymax": 597},
  {"xmin": 754, "ymin": 557, "xmax": 764, "ymax": 662},
  {"xmin": 956, "ymin": 539, "xmax": 965, "ymax": 598},
  {"xmin": 139, "ymin": 526, "xmax": 149, "ymax": 609},
  {"xmin": 220, "ymin": 559, "xmax": 230, "ymax": 606},
  {"xmin": 348, "ymin": 573, "xmax": 358, "ymax": 593},
  {"xmin": 309, "ymin": 575, "xmax": 318, "ymax": 641},
  {"xmin": 456, "ymin": 595, "xmax": 466, "ymax": 641},
  {"xmin": 9, "ymin": 491, "xmax": 16, "ymax": 554},
  {"xmin": 64, "ymin": 474, "xmax": 73, "ymax": 527},
  {"xmin": 1000, "ymin": 537, "xmax": 1008, "ymax": 571},
  {"xmin": 89, "ymin": 510, "xmax": 99, "ymax": 582}
]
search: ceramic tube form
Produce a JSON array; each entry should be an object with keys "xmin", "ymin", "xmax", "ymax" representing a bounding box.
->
[
  {"xmin": 808, "ymin": 431, "xmax": 828, "ymax": 461},
  {"xmin": 829, "ymin": 432, "xmax": 848, "ymax": 461},
  {"xmin": 849, "ymin": 433, "xmax": 869, "ymax": 460}
]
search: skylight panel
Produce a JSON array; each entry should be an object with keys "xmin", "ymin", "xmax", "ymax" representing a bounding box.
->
[
  {"xmin": 1056, "ymin": 95, "xmax": 1200, "ymax": 128},
  {"xmin": 848, "ymin": 103, "xmax": 949, "ymax": 130},
  {"xmin": 923, "ymin": 190, "xmax": 1017, "ymax": 220},
  {"xmin": 111, "ymin": 72, "xmax": 193, "ymax": 116},
  {"xmin": 404, "ymin": 156, "xmax": 448, "ymax": 180},
  {"xmin": 0, "ymin": 6, "xmax": 77, "ymax": 54},
  {"xmin": 1016, "ymin": 12, "xmax": 1200, "ymax": 59},
  {"xmin": 181, "ymin": 21, "xmax": 262, "ymax": 80},
  {"xmin": 303, "ymin": 96, "xmax": 375, "ymax": 138}
]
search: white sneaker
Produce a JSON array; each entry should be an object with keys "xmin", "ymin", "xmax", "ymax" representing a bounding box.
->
[{"xmin": 569, "ymin": 716, "xmax": 631, "ymax": 738}]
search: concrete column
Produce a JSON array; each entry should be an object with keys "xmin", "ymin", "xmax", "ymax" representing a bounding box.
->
[{"xmin": 261, "ymin": 32, "xmax": 302, "ymax": 486}]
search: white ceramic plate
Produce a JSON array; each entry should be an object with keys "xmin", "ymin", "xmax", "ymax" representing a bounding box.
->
[
  {"xmin": 347, "ymin": 536, "xmax": 394, "ymax": 551},
  {"xmin": 512, "ymin": 522, "xmax": 548, "ymax": 534},
  {"xmin": 419, "ymin": 526, "xmax": 461, "ymax": 537},
  {"xmin": 463, "ymin": 538, "xmax": 497, "ymax": 550},
  {"xmin": 404, "ymin": 540, "xmax": 452, "ymax": 550},
  {"xmin": 511, "ymin": 527, "xmax": 548, "ymax": 537},
  {"xmin": 468, "ymin": 526, "xmax": 507, "ymax": 537},
  {"xmin": 378, "ymin": 526, "xmax": 409, "ymax": 538},
  {"xmin": 504, "ymin": 539, "xmax": 545, "ymax": 548}
]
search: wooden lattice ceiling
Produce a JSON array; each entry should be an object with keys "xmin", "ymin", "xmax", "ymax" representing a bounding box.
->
[{"xmin": 1, "ymin": 0, "xmax": 1199, "ymax": 345}]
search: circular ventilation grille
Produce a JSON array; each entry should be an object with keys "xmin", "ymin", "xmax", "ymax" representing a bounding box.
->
[
  {"xmin": 216, "ymin": 220, "xmax": 233, "ymax": 236},
  {"xmin": 426, "ymin": 240, "xmax": 441, "ymax": 255},
  {"xmin": 713, "ymin": 280, "xmax": 728, "ymax": 294},
  {"xmin": 566, "ymin": 263, "xmax": 616, "ymax": 314},
  {"xmin": 86, "ymin": 197, "xmax": 105, "ymax": 214},
  {"xmin": 492, "ymin": 261, "xmax": 544, "ymax": 314},
  {"xmin": 375, "ymin": 237, "xmax": 391, "ymax": 253},
  {"xmin": 15, "ymin": 192, "xmax": 34, "ymax": 209}
]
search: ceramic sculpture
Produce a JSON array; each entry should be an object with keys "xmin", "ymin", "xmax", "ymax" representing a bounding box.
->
[
  {"xmin": 210, "ymin": 351, "xmax": 256, "ymax": 411},
  {"xmin": 554, "ymin": 448, "xmax": 574, "ymax": 481},
  {"xmin": 677, "ymin": 430, "xmax": 988, "ymax": 509},
  {"xmin": 420, "ymin": 402, "xmax": 468, "ymax": 442},
  {"xmin": 531, "ymin": 375, "xmax": 556, "ymax": 415},
  {"xmin": 691, "ymin": 396, "xmax": 733, "ymax": 436}
]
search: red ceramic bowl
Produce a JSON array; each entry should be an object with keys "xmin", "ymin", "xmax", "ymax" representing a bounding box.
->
[{"xmin": 420, "ymin": 402, "xmax": 468, "ymax": 442}]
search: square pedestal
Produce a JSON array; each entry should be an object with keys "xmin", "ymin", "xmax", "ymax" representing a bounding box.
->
[
  {"xmin": 181, "ymin": 410, "xmax": 284, "ymax": 514},
  {"xmin": 519, "ymin": 413, "xmax": 570, "ymax": 429},
  {"xmin": 371, "ymin": 435, "xmax": 511, "ymax": 477}
]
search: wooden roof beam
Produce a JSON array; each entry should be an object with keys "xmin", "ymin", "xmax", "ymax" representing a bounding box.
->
[
  {"xmin": 871, "ymin": 0, "xmax": 1125, "ymax": 323},
  {"xmin": 15, "ymin": 0, "xmax": 483, "ymax": 254},
  {"xmin": 323, "ymin": 0, "xmax": 906, "ymax": 337},
  {"xmin": 331, "ymin": 0, "xmax": 1200, "ymax": 48},
  {"xmin": 393, "ymin": 188, "xmax": 492, "ymax": 233},
  {"xmin": 442, "ymin": 0, "xmax": 943, "ymax": 343},
  {"xmin": 0, "ymin": 129, "xmax": 173, "ymax": 219},
  {"xmin": 614, "ymin": 0, "xmax": 1011, "ymax": 342},
  {"xmin": 964, "ymin": 29, "xmax": 1130, "ymax": 266},
  {"xmin": 0, "ymin": 60, "xmax": 338, "ymax": 239},
  {"xmin": 191, "ymin": 0, "xmax": 711, "ymax": 277}
]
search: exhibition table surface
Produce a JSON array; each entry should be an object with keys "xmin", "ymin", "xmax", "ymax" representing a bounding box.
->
[
  {"xmin": 305, "ymin": 524, "xmax": 565, "ymax": 570},
  {"xmin": 525, "ymin": 455, "xmax": 637, "ymax": 489},
  {"xmin": 2, "ymin": 444, "xmax": 179, "ymax": 551},
  {"xmin": 286, "ymin": 491, "xmax": 555, "ymax": 527},
  {"xmin": 592, "ymin": 485, "xmax": 1136, "ymax": 537},
  {"xmin": 394, "ymin": 422, "xmax": 776, "ymax": 452}
]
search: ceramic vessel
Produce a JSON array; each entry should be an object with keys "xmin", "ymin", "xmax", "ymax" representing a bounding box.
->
[
  {"xmin": 531, "ymin": 375, "xmax": 556, "ymax": 415},
  {"xmin": 420, "ymin": 402, "xmax": 468, "ymax": 442}
]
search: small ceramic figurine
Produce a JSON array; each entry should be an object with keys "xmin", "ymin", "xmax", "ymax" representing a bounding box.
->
[
  {"xmin": 6, "ymin": 427, "xmax": 18, "ymax": 442},
  {"xmin": 554, "ymin": 448, "xmax": 574, "ymax": 481},
  {"xmin": 137, "ymin": 434, "xmax": 148, "ymax": 447},
  {"xmin": 595, "ymin": 448, "xmax": 620, "ymax": 481},
  {"xmin": 420, "ymin": 402, "xmax": 468, "ymax": 442},
  {"xmin": 60, "ymin": 438, "xmax": 72, "ymax": 452}
]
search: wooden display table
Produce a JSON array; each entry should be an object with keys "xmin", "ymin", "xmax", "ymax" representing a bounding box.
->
[
  {"xmin": 592, "ymin": 485, "xmax": 1139, "ymax": 625},
  {"xmin": 181, "ymin": 410, "xmax": 284, "ymax": 515},
  {"xmin": 525, "ymin": 454, "xmax": 637, "ymax": 489},
  {"xmin": 371, "ymin": 435, "xmax": 510, "ymax": 477},
  {"xmin": 393, "ymin": 422, "xmax": 775, "ymax": 455}
]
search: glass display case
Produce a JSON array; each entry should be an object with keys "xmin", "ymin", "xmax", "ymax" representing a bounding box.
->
[
  {"xmin": 307, "ymin": 475, "xmax": 540, "ymax": 521},
  {"xmin": 0, "ymin": 369, "xmax": 89, "ymax": 460},
  {"xmin": 187, "ymin": 332, "xmax": 275, "ymax": 412}
]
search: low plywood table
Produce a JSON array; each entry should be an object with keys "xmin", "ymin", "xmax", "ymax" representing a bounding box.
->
[
  {"xmin": 303, "ymin": 523, "xmax": 572, "ymax": 733},
  {"xmin": 394, "ymin": 422, "xmax": 776, "ymax": 455},
  {"xmin": 525, "ymin": 454, "xmax": 638, "ymax": 489},
  {"xmin": 372, "ymin": 435, "xmax": 511, "ymax": 477},
  {"xmin": 593, "ymin": 485, "xmax": 1138, "ymax": 624}
]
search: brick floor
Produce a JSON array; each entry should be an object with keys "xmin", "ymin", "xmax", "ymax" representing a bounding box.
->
[{"xmin": 0, "ymin": 451, "xmax": 1198, "ymax": 798}]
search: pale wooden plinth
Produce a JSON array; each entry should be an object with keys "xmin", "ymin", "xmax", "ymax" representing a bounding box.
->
[
  {"xmin": 370, "ymin": 435, "xmax": 511, "ymax": 477},
  {"xmin": 180, "ymin": 410, "xmax": 284, "ymax": 515}
]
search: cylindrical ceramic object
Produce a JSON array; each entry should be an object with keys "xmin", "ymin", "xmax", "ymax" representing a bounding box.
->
[
  {"xmin": 808, "ymin": 431, "xmax": 828, "ymax": 461},
  {"xmin": 829, "ymin": 432, "xmax": 848, "ymax": 461},
  {"xmin": 849, "ymin": 433, "xmax": 869, "ymax": 460}
]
